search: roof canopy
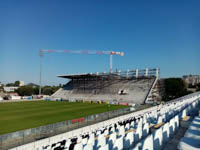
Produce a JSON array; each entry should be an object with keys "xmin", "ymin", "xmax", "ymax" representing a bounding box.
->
[{"xmin": 57, "ymin": 73, "xmax": 122, "ymax": 79}]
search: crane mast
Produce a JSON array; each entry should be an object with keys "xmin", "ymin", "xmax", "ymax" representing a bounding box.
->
[{"xmin": 39, "ymin": 49, "xmax": 124, "ymax": 95}]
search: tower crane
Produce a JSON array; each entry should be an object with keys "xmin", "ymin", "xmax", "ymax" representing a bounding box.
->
[{"xmin": 39, "ymin": 49, "xmax": 124, "ymax": 95}]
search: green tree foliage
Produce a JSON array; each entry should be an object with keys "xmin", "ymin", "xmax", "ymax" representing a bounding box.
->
[
  {"xmin": 15, "ymin": 85, "xmax": 61, "ymax": 96},
  {"xmin": 42, "ymin": 86, "xmax": 53, "ymax": 95},
  {"xmin": 14, "ymin": 81, "xmax": 20, "ymax": 86},
  {"xmin": 163, "ymin": 78, "xmax": 192, "ymax": 101},
  {"xmin": 6, "ymin": 81, "xmax": 20, "ymax": 87},
  {"xmin": 42, "ymin": 86, "xmax": 60, "ymax": 95},
  {"xmin": 15, "ymin": 86, "xmax": 34, "ymax": 96},
  {"xmin": 6, "ymin": 83, "xmax": 15, "ymax": 87}
]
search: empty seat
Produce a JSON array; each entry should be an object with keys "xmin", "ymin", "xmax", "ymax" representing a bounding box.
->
[
  {"xmin": 169, "ymin": 117, "xmax": 175, "ymax": 137},
  {"xmin": 174, "ymin": 115, "xmax": 179, "ymax": 131},
  {"xmin": 83, "ymin": 143, "xmax": 93, "ymax": 150},
  {"xmin": 142, "ymin": 123, "xmax": 149, "ymax": 138},
  {"xmin": 142, "ymin": 134, "xmax": 153, "ymax": 150},
  {"xmin": 153, "ymin": 127, "xmax": 163, "ymax": 150},
  {"xmin": 162, "ymin": 122, "xmax": 170, "ymax": 144},
  {"xmin": 118, "ymin": 126, "xmax": 125, "ymax": 137},
  {"xmin": 124, "ymin": 131, "xmax": 134, "ymax": 149},
  {"xmin": 108, "ymin": 132, "xmax": 117, "ymax": 149},
  {"xmin": 135, "ymin": 127, "xmax": 142, "ymax": 142},
  {"xmin": 113, "ymin": 137, "xmax": 123, "ymax": 150},
  {"xmin": 64, "ymin": 139, "xmax": 71, "ymax": 149},
  {"xmin": 97, "ymin": 134, "xmax": 106, "ymax": 149},
  {"xmin": 74, "ymin": 143, "xmax": 83, "ymax": 150}
]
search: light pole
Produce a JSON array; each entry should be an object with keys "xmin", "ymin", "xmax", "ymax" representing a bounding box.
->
[{"xmin": 39, "ymin": 49, "xmax": 43, "ymax": 95}]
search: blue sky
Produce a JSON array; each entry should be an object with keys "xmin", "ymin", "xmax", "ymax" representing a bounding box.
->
[{"xmin": 0, "ymin": 0, "xmax": 200, "ymax": 85}]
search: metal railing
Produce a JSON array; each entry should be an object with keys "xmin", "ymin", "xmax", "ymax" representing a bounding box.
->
[{"xmin": 0, "ymin": 107, "xmax": 130, "ymax": 150}]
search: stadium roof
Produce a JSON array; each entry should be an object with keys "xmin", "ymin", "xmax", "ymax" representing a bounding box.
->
[
  {"xmin": 57, "ymin": 73, "xmax": 96, "ymax": 79},
  {"xmin": 57, "ymin": 73, "xmax": 122, "ymax": 79}
]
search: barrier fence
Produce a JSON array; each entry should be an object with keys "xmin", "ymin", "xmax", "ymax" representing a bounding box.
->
[{"xmin": 0, "ymin": 107, "xmax": 131, "ymax": 150}]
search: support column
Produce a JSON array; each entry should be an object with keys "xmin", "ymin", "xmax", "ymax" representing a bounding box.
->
[
  {"xmin": 156, "ymin": 68, "xmax": 159, "ymax": 78},
  {"xmin": 126, "ymin": 69, "xmax": 129, "ymax": 78},
  {"xmin": 136, "ymin": 69, "xmax": 139, "ymax": 78},
  {"xmin": 145, "ymin": 68, "xmax": 149, "ymax": 77}
]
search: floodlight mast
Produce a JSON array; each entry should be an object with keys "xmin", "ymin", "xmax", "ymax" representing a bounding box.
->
[
  {"xmin": 38, "ymin": 49, "xmax": 124, "ymax": 95},
  {"xmin": 39, "ymin": 49, "xmax": 43, "ymax": 95}
]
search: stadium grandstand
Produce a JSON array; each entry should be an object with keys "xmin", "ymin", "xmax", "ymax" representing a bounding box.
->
[{"xmin": 52, "ymin": 68, "xmax": 159, "ymax": 105}]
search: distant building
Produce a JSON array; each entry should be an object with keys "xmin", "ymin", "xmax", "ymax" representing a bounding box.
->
[
  {"xmin": 19, "ymin": 81, "xmax": 25, "ymax": 86},
  {"xmin": 3, "ymin": 87, "xmax": 19, "ymax": 92},
  {"xmin": 183, "ymin": 75, "xmax": 200, "ymax": 85}
]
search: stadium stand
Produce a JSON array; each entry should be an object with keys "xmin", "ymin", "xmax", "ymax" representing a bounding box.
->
[
  {"xmin": 10, "ymin": 92, "xmax": 200, "ymax": 150},
  {"xmin": 52, "ymin": 69, "xmax": 158, "ymax": 105}
]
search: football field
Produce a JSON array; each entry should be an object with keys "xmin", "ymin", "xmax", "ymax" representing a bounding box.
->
[{"xmin": 0, "ymin": 101, "xmax": 127, "ymax": 135}]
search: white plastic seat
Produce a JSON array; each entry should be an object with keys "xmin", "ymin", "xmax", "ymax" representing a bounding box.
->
[
  {"xmin": 131, "ymin": 143, "xmax": 140, "ymax": 150},
  {"xmin": 96, "ymin": 130, "xmax": 101, "ymax": 136},
  {"xmin": 142, "ymin": 123, "xmax": 149, "ymax": 138},
  {"xmin": 157, "ymin": 116, "xmax": 163, "ymax": 124},
  {"xmin": 98, "ymin": 144, "xmax": 109, "ymax": 150},
  {"xmin": 125, "ymin": 123, "xmax": 130, "ymax": 131},
  {"xmin": 97, "ymin": 134, "xmax": 106, "ymax": 149},
  {"xmin": 88, "ymin": 134, "xmax": 95, "ymax": 146},
  {"xmin": 104, "ymin": 129, "xmax": 109, "ymax": 136},
  {"xmin": 135, "ymin": 126, "xmax": 142, "ymax": 142},
  {"xmin": 110, "ymin": 126, "xmax": 115, "ymax": 134},
  {"xmin": 153, "ymin": 127, "xmax": 163, "ymax": 150},
  {"xmin": 124, "ymin": 131, "xmax": 134, "ymax": 149},
  {"xmin": 175, "ymin": 115, "xmax": 179, "ymax": 131},
  {"xmin": 169, "ymin": 117, "xmax": 175, "ymax": 136},
  {"xmin": 82, "ymin": 137, "xmax": 88, "ymax": 145},
  {"xmin": 108, "ymin": 132, "xmax": 117, "ymax": 149},
  {"xmin": 162, "ymin": 122, "xmax": 170, "ymax": 144},
  {"xmin": 130, "ymin": 121, "xmax": 135, "ymax": 128},
  {"xmin": 142, "ymin": 134, "xmax": 153, "ymax": 150},
  {"xmin": 74, "ymin": 143, "xmax": 83, "ymax": 150},
  {"xmin": 64, "ymin": 139, "xmax": 71, "ymax": 149},
  {"xmin": 83, "ymin": 143, "xmax": 93, "ymax": 150},
  {"xmin": 113, "ymin": 137, "xmax": 123, "ymax": 150},
  {"xmin": 118, "ymin": 126, "xmax": 125, "ymax": 137},
  {"xmin": 138, "ymin": 119, "xmax": 143, "ymax": 128}
]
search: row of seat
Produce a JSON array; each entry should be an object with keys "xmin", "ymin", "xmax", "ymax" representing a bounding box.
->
[{"xmin": 10, "ymin": 92, "xmax": 200, "ymax": 150}]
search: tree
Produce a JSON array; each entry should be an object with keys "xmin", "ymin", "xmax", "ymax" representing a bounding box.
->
[
  {"xmin": 14, "ymin": 81, "xmax": 20, "ymax": 86},
  {"xmin": 33, "ymin": 86, "xmax": 39, "ymax": 95},
  {"xmin": 6, "ymin": 83, "xmax": 15, "ymax": 87},
  {"xmin": 163, "ymin": 78, "xmax": 189, "ymax": 101},
  {"xmin": 15, "ymin": 86, "xmax": 34, "ymax": 96},
  {"xmin": 15, "ymin": 84, "xmax": 61, "ymax": 96},
  {"xmin": 42, "ymin": 86, "xmax": 53, "ymax": 95}
]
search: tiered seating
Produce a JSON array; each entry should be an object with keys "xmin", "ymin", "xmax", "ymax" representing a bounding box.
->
[
  {"xmin": 10, "ymin": 93, "xmax": 200, "ymax": 150},
  {"xmin": 52, "ymin": 78, "xmax": 155, "ymax": 104}
]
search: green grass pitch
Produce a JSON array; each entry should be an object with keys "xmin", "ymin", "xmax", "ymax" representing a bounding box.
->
[{"xmin": 0, "ymin": 101, "xmax": 127, "ymax": 135}]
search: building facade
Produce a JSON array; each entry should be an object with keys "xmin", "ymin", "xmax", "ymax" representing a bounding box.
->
[
  {"xmin": 3, "ymin": 87, "xmax": 19, "ymax": 92},
  {"xmin": 183, "ymin": 75, "xmax": 200, "ymax": 85}
]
